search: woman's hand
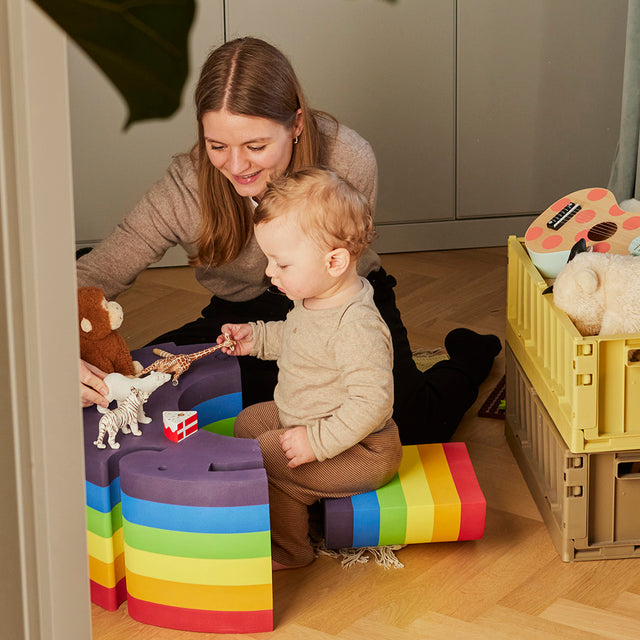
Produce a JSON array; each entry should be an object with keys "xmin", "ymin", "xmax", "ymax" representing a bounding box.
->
[
  {"xmin": 219, "ymin": 323, "xmax": 254, "ymax": 356},
  {"xmin": 279, "ymin": 426, "xmax": 317, "ymax": 468},
  {"xmin": 80, "ymin": 360, "xmax": 109, "ymax": 408}
]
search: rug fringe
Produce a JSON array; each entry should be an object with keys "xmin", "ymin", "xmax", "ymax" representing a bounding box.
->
[
  {"xmin": 315, "ymin": 543, "xmax": 405, "ymax": 569},
  {"xmin": 411, "ymin": 346, "xmax": 446, "ymax": 358},
  {"xmin": 411, "ymin": 347, "xmax": 449, "ymax": 373}
]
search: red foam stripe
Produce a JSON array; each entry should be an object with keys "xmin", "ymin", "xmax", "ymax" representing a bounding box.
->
[
  {"xmin": 127, "ymin": 595, "xmax": 273, "ymax": 633},
  {"xmin": 90, "ymin": 577, "xmax": 127, "ymax": 611},
  {"xmin": 442, "ymin": 443, "xmax": 486, "ymax": 540}
]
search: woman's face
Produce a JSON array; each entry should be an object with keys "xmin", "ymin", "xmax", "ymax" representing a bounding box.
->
[{"xmin": 202, "ymin": 109, "xmax": 302, "ymax": 199}]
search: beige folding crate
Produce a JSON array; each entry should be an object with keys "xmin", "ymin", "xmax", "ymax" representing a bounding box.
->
[
  {"xmin": 505, "ymin": 345, "xmax": 640, "ymax": 561},
  {"xmin": 506, "ymin": 235, "xmax": 640, "ymax": 453}
]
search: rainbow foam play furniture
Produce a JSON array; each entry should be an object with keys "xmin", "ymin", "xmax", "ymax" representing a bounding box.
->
[
  {"xmin": 323, "ymin": 442, "xmax": 486, "ymax": 549},
  {"xmin": 120, "ymin": 430, "xmax": 272, "ymax": 633},
  {"xmin": 84, "ymin": 344, "xmax": 272, "ymax": 633},
  {"xmin": 85, "ymin": 344, "xmax": 486, "ymax": 633}
]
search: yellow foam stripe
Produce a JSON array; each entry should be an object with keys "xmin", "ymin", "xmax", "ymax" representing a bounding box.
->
[
  {"xmin": 86, "ymin": 527, "xmax": 123, "ymax": 564},
  {"xmin": 125, "ymin": 570, "xmax": 272, "ymax": 611},
  {"xmin": 418, "ymin": 444, "xmax": 461, "ymax": 542},
  {"xmin": 398, "ymin": 445, "xmax": 434, "ymax": 543},
  {"xmin": 88, "ymin": 553, "xmax": 125, "ymax": 589},
  {"xmin": 123, "ymin": 542, "xmax": 271, "ymax": 586}
]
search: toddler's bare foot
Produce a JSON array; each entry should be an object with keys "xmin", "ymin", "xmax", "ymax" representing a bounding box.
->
[{"xmin": 272, "ymin": 559, "xmax": 293, "ymax": 571}]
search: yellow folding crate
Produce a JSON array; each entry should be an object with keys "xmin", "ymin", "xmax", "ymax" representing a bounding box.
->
[{"xmin": 506, "ymin": 235, "xmax": 640, "ymax": 453}]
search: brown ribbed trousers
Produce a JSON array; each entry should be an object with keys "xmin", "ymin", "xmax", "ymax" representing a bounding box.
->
[{"xmin": 234, "ymin": 401, "xmax": 403, "ymax": 567}]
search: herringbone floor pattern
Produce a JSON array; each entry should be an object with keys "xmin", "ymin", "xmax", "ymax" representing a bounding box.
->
[{"xmin": 91, "ymin": 247, "xmax": 640, "ymax": 639}]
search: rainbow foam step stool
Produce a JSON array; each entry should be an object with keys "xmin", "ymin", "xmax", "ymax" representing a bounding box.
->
[
  {"xmin": 120, "ymin": 430, "xmax": 271, "ymax": 633},
  {"xmin": 85, "ymin": 344, "xmax": 242, "ymax": 612},
  {"xmin": 84, "ymin": 344, "xmax": 272, "ymax": 633},
  {"xmin": 323, "ymin": 443, "xmax": 486, "ymax": 548}
]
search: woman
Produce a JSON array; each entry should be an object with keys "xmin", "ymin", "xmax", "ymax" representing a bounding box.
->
[{"xmin": 77, "ymin": 37, "xmax": 500, "ymax": 445}]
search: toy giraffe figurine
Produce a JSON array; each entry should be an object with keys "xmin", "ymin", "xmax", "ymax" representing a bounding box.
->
[{"xmin": 137, "ymin": 334, "xmax": 236, "ymax": 385}]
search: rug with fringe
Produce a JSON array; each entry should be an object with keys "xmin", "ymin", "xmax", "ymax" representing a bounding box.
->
[
  {"xmin": 314, "ymin": 542, "xmax": 407, "ymax": 569},
  {"xmin": 412, "ymin": 347, "xmax": 449, "ymax": 372}
]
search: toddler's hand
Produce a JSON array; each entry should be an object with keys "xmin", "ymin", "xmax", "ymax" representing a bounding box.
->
[
  {"xmin": 279, "ymin": 426, "xmax": 317, "ymax": 468},
  {"xmin": 218, "ymin": 323, "xmax": 253, "ymax": 356}
]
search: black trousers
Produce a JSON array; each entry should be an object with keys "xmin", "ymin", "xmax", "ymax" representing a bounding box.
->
[{"xmin": 149, "ymin": 268, "xmax": 481, "ymax": 445}]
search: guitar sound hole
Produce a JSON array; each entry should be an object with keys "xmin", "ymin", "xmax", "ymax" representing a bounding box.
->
[{"xmin": 587, "ymin": 221, "xmax": 617, "ymax": 242}]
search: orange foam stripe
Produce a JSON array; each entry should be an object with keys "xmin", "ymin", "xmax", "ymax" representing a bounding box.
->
[
  {"xmin": 417, "ymin": 444, "xmax": 461, "ymax": 542},
  {"xmin": 125, "ymin": 570, "xmax": 272, "ymax": 611},
  {"xmin": 88, "ymin": 552, "xmax": 125, "ymax": 589}
]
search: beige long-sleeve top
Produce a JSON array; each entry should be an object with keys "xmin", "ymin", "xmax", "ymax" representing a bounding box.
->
[
  {"xmin": 249, "ymin": 279, "xmax": 394, "ymax": 462},
  {"xmin": 76, "ymin": 118, "xmax": 381, "ymax": 302}
]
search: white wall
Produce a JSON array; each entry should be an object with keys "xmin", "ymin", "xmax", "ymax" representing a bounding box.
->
[
  {"xmin": 69, "ymin": 1, "xmax": 225, "ymax": 265},
  {"xmin": 69, "ymin": 0, "xmax": 627, "ymax": 259}
]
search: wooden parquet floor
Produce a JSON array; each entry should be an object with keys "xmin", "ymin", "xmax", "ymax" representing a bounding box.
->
[{"xmin": 92, "ymin": 247, "xmax": 640, "ymax": 639}]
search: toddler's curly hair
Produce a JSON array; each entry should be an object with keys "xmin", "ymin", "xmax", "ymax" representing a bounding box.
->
[{"xmin": 254, "ymin": 167, "xmax": 375, "ymax": 259}]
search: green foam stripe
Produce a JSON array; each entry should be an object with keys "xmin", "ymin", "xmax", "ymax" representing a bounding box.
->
[
  {"xmin": 86, "ymin": 503, "xmax": 123, "ymax": 538},
  {"xmin": 202, "ymin": 417, "xmax": 236, "ymax": 437},
  {"xmin": 123, "ymin": 518, "xmax": 270, "ymax": 559},
  {"xmin": 375, "ymin": 473, "xmax": 407, "ymax": 545}
]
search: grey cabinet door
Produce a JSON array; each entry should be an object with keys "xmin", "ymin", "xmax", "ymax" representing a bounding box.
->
[
  {"xmin": 226, "ymin": 0, "xmax": 456, "ymax": 228},
  {"xmin": 69, "ymin": 2, "xmax": 225, "ymax": 265},
  {"xmin": 457, "ymin": 0, "xmax": 627, "ymax": 220},
  {"xmin": 70, "ymin": 0, "xmax": 629, "ymax": 254}
]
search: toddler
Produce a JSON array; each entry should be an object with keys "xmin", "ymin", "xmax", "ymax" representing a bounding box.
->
[{"xmin": 218, "ymin": 168, "xmax": 402, "ymax": 569}]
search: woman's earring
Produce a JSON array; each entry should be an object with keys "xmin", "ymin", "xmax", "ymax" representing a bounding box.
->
[{"xmin": 293, "ymin": 136, "xmax": 299, "ymax": 145}]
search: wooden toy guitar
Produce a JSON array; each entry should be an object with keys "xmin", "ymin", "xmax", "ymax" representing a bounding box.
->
[{"xmin": 524, "ymin": 188, "xmax": 640, "ymax": 278}]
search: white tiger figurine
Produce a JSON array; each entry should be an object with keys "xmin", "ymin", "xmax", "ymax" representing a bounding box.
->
[
  {"xmin": 94, "ymin": 387, "xmax": 150, "ymax": 450},
  {"xmin": 97, "ymin": 371, "xmax": 170, "ymax": 424}
]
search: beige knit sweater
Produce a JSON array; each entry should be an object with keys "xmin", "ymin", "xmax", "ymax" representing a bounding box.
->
[
  {"xmin": 76, "ymin": 118, "xmax": 381, "ymax": 302},
  {"xmin": 249, "ymin": 279, "xmax": 394, "ymax": 462}
]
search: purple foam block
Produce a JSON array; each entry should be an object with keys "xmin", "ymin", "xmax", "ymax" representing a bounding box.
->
[
  {"xmin": 324, "ymin": 497, "xmax": 355, "ymax": 549},
  {"xmin": 119, "ymin": 429, "xmax": 267, "ymax": 508},
  {"xmin": 83, "ymin": 343, "xmax": 241, "ymax": 488}
]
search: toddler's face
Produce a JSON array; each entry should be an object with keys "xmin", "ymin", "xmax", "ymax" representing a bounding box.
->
[{"xmin": 255, "ymin": 215, "xmax": 333, "ymax": 303}]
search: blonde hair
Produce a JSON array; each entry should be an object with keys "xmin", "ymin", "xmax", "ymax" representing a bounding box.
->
[
  {"xmin": 191, "ymin": 37, "xmax": 332, "ymax": 267},
  {"xmin": 254, "ymin": 168, "xmax": 375, "ymax": 259}
]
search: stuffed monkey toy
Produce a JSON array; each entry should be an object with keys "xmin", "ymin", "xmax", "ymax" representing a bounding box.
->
[{"xmin": 78, "ymin": 286, "xmax": 139, "ymax": 376}]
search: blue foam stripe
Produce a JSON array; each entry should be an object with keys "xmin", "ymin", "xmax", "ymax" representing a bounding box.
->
[
  {"xmin": 85, "ymin": 477, "xmax": 121, "ymax": 513},
  {"xmin": 121, "ymin": 492, "xmax": 270, "ymax": 534},
  {"xmin": 351, "ymin": 491, "xmax": 381, "ymax": 547},
  {"xmin": 193, "ymin": 393, "xmax": 242, "ymax": 425}
]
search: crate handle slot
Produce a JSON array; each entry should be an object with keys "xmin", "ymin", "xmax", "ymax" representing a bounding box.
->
[
  {"xmin": 626, "ymin": 348, "xmax": 640, "ymax": 367},
  {"xmin": 617, "ymin": 461, "xmax": 640, "ymax": 479}
]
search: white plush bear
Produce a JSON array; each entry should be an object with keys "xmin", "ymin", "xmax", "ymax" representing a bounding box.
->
[
  {"xmin": 97, "ymin": 371, "xmax": 171, "ymax": 423},
  {"xmin": 552, "ymin": 251, "xmax": 640, "ymax": 336}
]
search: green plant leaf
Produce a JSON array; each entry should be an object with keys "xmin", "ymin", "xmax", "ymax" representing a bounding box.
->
[{"xmin": 34, "ymin": 0, "xmax": 196, "ymax": 128}]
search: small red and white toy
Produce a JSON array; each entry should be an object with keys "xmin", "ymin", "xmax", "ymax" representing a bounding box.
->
[{"xmin": 163, "ymin": 410, "xmax": 198, "ymax": 443}]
